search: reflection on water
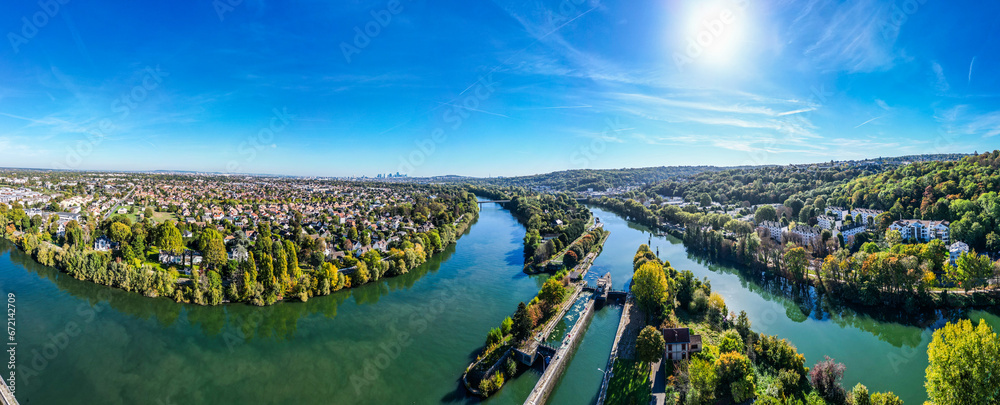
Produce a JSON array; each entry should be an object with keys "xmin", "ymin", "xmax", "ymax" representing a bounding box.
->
[
  {"xmin": 0, "ymin": 201, "xmax": 562, "ymax": 405},
  {"xmin": 581, "ymin": 206, "xmax": 1000, "ymax": 404},
  {"xmin": 2, "ymin": 232, "xmax": 466, "ymax": 345}
]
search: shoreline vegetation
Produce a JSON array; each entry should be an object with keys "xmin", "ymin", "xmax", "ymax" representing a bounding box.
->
[
  {"xmin": 462, "ymin": 224, "xmax": 609, "ymax": 398},
  {"xmin": 466, "ymin": 185, "xmax": 594, "ymax": 273},
  {"xmin": 0, "ymin": 188, "xmax": 480, "ymax": 307},
  {"xmin": 589, "ymin": 170, "xmax": 1000, "ymax": 313},
  {"xmin": 603, "ymin": 245, "xmax": 903, "ymax": 405}
]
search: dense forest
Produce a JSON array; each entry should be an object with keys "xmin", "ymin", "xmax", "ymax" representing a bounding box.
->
[{"xmin": 829, "ymin": 151, "xmax": 1000, "ymax": 252}]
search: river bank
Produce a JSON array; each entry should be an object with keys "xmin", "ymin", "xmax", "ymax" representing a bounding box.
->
[
  {"xmin": 566, "ymin": 205, "xmax": 1000, "ymax": 404},
  {"xmin": 0, "ymin": 207, "xmax": 479, "ymax": 308},
  {"xmin": 0, "ymin": 200, "xmax": 546, "ymax": 405}
]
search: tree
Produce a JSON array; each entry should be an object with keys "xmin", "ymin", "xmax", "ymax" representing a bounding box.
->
[
  {"xmin": 718, "ymin": 329, "xmax": 744, "ymax": 354},
  {"xmin": 633, "ymin": 261, "xmax": 669, "ymax": 320},
  {"xmin": 784, "ymin": 197, "xmax": 804, "ymax": 218},
  {"xmin": 699, "ymin": 193, "xmax": 712, "ymax": 207},
  {"xmin": 955, "ymin": 251, "xmax": 994, "ymax": 291},
  {"xmin": 707, "ymin": 292, "xmax": 727, "ymax": 325},
  {"xmin": 784, "ymin": 246, "xmax": 808, "ymax": 281},
  {"xmin": 206, "ymin": 270, "xmax": 224, "ymax": 305},
  {"xmin": 809, "ymin": 356, "xmax": 847, "ymax": 404},
  {"xmin": 109, "ymin": 222, "xmax": 132, "ymax": 246},
  {"xmin": 563, "ymin": 250, "xmax": 579, "ymax": 268},
  {"xmin": 754, "ymin": 205, "xmax": 777, "ymax": 224},
  {"xmin": 538, "ymin": 277, "xmax": 567, "ymax": 313},
  {"xmin": 885, "ymin": 229, "xmax": 903, "ymax": 246},
  {"xmin": 688, "ymin": 358, "xmax": 718, "ymax": 404},
  {"xmin": 511, "ymin": 302, "xmax": 533, "ymax": 343},
  {"xmin": 156, "ymin": 222, "xmax": 184, "ymax": 254},
  {"xmin": 636, "ymin": 326, "xmax": 665, "ymax": 364},
  {"xmin": 500, "ymin": 316, "xmax": 513, "ymax": 335},
  {"xmin": 199, "ymin": 229, "xmax": 227, "ymax": 269},
  {"xmin": 716, "ymin": 351, "xmax": 754, "ymax": 400},
  {"xmin": 926, "ymin": 319, "xmax": 1000, "ymax": 405}
]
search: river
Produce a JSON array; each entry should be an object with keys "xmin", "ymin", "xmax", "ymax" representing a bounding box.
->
[{"xmin": 0, "ymin": 202, "xmax": 995, "ymax": 404}]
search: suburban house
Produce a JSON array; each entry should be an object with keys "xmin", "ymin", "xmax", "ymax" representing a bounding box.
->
[
  {"xmin": 228, "ymin": 248, "xmax": 249, "ymax": 262},
  {"xmin": 949, "ymin": 241, "xmax": 970, "ymax": 265},
  {"xmin": 889, "ymin": 220, "xmax": 950, "ymax": 243},
  {"xmin": 94, "ymin": 236, "xmax": 113, "ymax": 252},
  {"xmin": 159, "ymin": 250, "xmax": 204, "ymax": 266},
  {"xmin": 663, "ymin": 327, "xmax": 702, "ymax": 361}
]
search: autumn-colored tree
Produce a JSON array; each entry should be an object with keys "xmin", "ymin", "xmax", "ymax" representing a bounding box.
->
[{"xmin": 926, "ymin": 319, "xmax": 1000, "ymax": 404}]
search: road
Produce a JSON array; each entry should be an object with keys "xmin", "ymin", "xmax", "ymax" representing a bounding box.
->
[{"xmin": 103, "ymin": 187, "xmax": 136, "ymax": 220}]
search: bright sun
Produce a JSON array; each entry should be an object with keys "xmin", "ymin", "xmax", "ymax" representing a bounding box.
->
[{"xmin": 672, "ymin": 0, "xmax": 754, "ymax": 72}]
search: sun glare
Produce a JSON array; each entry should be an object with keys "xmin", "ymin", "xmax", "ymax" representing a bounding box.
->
[{"xmin": 672, "ymin": 0, "xmax": 754, "ymax": 72}]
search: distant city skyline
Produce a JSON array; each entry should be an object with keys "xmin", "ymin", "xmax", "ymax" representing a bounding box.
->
[{"xmin": 1, "ymin": 0, "xmax": 998, "ymax": 177}]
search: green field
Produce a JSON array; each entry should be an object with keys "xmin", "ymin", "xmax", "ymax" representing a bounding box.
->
[
  {"xmin": 117, "ymin": 207, "xmax": 179, "ymax": 224},
  {"xmin": 605, "ymin": 359, "xmax": 651, "ymax": 405}
]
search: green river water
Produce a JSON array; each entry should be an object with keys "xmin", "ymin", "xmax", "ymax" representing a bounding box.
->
[{"xmin": 1, "ymin": 200, "xmax": 996, "ymax": 404}]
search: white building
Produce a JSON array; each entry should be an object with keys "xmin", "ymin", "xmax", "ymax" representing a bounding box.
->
[
  {"xmin": 790, "ymin": 225, "xmax": 821, "ymax": 244},
  {"xmin": 817, "ymin": 215, "xmax": 838, "ymax": 230},
  {"xmin": 949, "ymin": 241, "xmax": 969, "ymax": 266},
  {"xmin": 758, "ymin": 221, "xmax": 783, "ymax": 241},
  {"xmin": 837, "ymin": 223, "xmax": 866, "ymax": 240},
  {"xmin": 889, "ymin": 220, "xmax": 950, "ymax": 243}
]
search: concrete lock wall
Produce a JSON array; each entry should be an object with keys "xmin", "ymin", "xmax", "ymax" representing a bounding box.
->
[{"xmin": 523, "ymin": 299, "xmax": 595, "ymax": 405}]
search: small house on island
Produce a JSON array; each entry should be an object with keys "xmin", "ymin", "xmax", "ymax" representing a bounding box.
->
[{"xmin": 663, "ymin": 327, "xmax": 702, "ymax": 361}]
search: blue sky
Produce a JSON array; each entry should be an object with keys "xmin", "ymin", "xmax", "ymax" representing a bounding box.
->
[{"xmin": 1, "ymin": 0, "xmax": 998, "ymax": 177}]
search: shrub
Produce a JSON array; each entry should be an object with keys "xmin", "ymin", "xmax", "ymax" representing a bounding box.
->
[
  {"xmin": 809, "ymin": 356, "xmax": 846, "ymax": 404},
  {"xmin": 731, "ymin": 374, "xmax": 756, "ymax": 403},
  {"xmin": 718, "ymin": 329, "xmax": 744, "ymax": 354},
  {"xmin": 478, "ymin": 371, "xmax": 504, "ymax": 395}
]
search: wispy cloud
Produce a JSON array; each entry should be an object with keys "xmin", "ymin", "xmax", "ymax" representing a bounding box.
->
[
  {"xmin": 854, "ymin": 115, "xmax": 884, "ymax": 129},
  {"xmin": 789, "ymin": 0, "xmax": 902, "ymax": 73},
  {"xmin": 931, "ymin": 61, "xmax": 950, "ymax": 92}
]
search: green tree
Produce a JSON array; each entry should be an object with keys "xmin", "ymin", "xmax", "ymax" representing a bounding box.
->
[
  {"xmin": 784, "ymin": 246, "xmax": 808, "ymax": 281},
  {"xmin": 636, "ymin": 326, "xmax": 665, "ymax": 364},
  {"xmin": 688, "ymin": 358, "xmax": 718, "ymax": 405},
  {"xmin": 198, "ymin": 229, "xmax": 227, "ymax": 269},
  {"xmin": 633, "ymin": 261, "xmax": 669, "ymax": 320},
  {"xmin": 885, "ymin": 229, "xmax": 903, "ymax": 246},
  {"xmin": 955, "ymin": 251, "xmax": 994, "ymax": 291},
  {"xmin": 156, "ymin": 222, "xmax": 184, "ymax": 254},
  {"xmin": 784, "ymin": 197, "xmax": 804, "ymax": 218},
  {"xmin": 538, "ymin": 278, "xmax": 567, "ymax": 310},
  {"xmin": 926, "ymin": 319, "xmax": 1000, "ymax": 404},
  {"xmin": 511, "ymin": 302, "xmax": 533, "ymax": 343},
  {"xmin": 500, "ymin": 316, "xmax": 513, "ymax": 335},
  {"xmin": 109, "ymin": 222, "xmax": 132, "ymax": 246},
  {"xmin": 699, "ymin": 193, "xmax": 712, "ymax": 207},
  {"xmin": 754, "ymin": 205, "xmax": 777, "ymax": 224},
  {"xmin": 718, "ymin": 329, "xmax": 744, "ymax": 354}
]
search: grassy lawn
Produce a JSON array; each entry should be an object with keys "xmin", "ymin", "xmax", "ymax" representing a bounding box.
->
[
  {"xmin": 120, "ymin": 207, "xmax": 179, "ymax": 224},
  {"xmin": 605, "ymin": 358, "xmax": 651, "ymax": 405}
]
